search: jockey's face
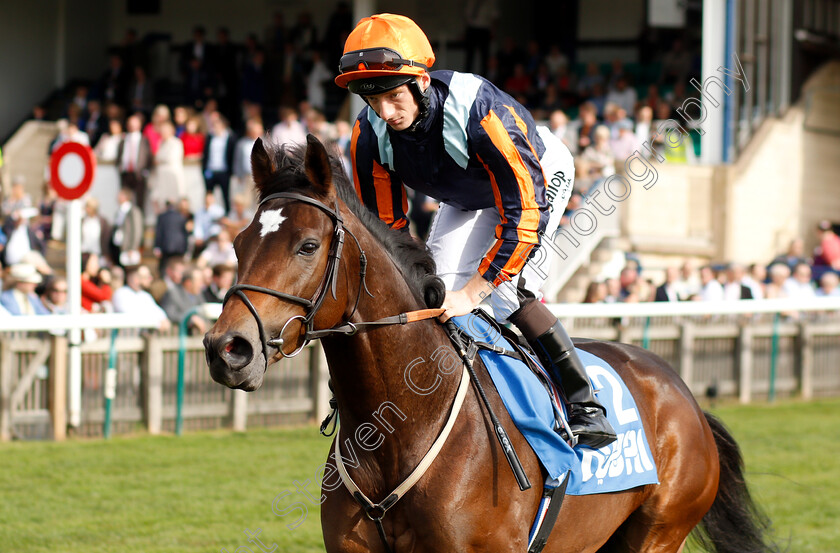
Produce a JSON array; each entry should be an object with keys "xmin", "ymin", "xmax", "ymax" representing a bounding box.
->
[
  {"xmin": 365, "ymin": 84, "xmax": 419, "ymax": 131},
  {"xmin": 364, "ymin": 74, "xmax": 430, "ymax": 132}
]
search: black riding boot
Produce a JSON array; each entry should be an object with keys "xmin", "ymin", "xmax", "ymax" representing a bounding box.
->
[{"xmin": 508, "ymin": 299, "xmax": 617, "ymax": 449}]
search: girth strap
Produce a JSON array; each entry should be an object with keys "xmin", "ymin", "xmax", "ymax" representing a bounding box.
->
[{"xmin": 333, "ymin": 365, "xmax": 470, "ymax": 550}]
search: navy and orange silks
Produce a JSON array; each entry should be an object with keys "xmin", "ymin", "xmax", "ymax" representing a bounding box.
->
[{"xmin": 349, "ymin": 70, "xmax": 550, "ymax": 287}]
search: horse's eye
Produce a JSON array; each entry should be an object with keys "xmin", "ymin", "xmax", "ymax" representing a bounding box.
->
[{"xmin": 298, "ymin": 241, "xmax": 319, "ymax": 256}]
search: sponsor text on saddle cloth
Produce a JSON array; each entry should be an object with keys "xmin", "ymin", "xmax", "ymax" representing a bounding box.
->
[{"xmin": 450, "ymin": 313, "xmax": 658, "ymax": 494}]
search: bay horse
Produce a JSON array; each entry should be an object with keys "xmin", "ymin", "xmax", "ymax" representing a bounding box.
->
[{"xmin": 205, "ymin": 135, "xmax": 777, "ymax": 553}]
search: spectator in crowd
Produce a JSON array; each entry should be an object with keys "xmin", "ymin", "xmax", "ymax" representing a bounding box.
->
[
  {"xmin": 94, "ymin": 118, "xmax": 125, "ymax": 163},
  {"xmin": 181, "ymin": 26, "xmax": 210, "ymax": 78},
  {"xmin": 80, "ymin": 197, "xmax": 111, "ymax": 259},
  {"xmin": 610, "ymin": 119, "xmax": 640, "ymax": 163},
  {"xmin": 40, "ymin": 275, "xmax": 68, "ymax": 314},
  {"xmin": 173, "ymin": 106, "xmax": 190, "ymax": 137},
  {"xmin": 81, "ymin": 99, "xmax": 106, "ymax": 147},
  {"xmin": 548, "ymin": 109, "xmax": 577, "ymax": 155},
  {"xmin": 193, "ymin": 191, "xmax": 225, "ymax": 253},
  {"xmin": 240, "ymin": 48, "xmax": 267, "ymax": 108},
  {"xmin": 463, "ymin": 0, "xmax": 498, "ymax": 75},
  {"xmin": 618, "ymin": 264, "xmax": 640, "ymax": 300},
  {"xmin": 654, "ymin": 266, "xmax": 681, "ymax": 302},
  {"xmin": 202, "ymin": 263, "xmax": 236, "ymax": 303},
  {"xmin": 220, "ymin": 193, "xmax": 254, "ymax": 236},
  {"xmin": 816, "ymin": 271, "xmax": 840, "ymax": 297},
  {"xmin": 582, "ymin": 281, "xmax": 607, "ymax": 303},
  {"xmin": 2, "ymin": 175, "xmax": 33, "ymax": 214},
  {"xmin": 143, "ymin": 104, "xmax": 171, "ymax": 155},
  {"xmin": 743, "ymin": 263, "xmax": 766, "ymax": 300},
  {"xmin": 2, "ymin": 201, "xmax": 47, "ymax": 271},
  {"xmin": 181, "ymin": 115, "xmax": 206, "ymax": 161},
  {"xmin": 149, "ymin": 121, "xmax": 185, "ymax": 212},
  {"xmin": 271, "ymin": 106, "xmax": 307, "ymax": 147},
  {"xmin": 202, "ymin": 114, "xmax": 236, "ymax": 213},
  {"xmin": 153, "ymin": 201, "xmax": 189, "ymax": 274},
  {"xmin": 306, "ymin": 51, "xmax": 333, "ymax": 112},
  {"xmin": 161, "ymin": 266, "xmax": 208, "ymax": 333},
  {"xmin": 660, "ymin": 39, "xmax": 692, "ymax": 85},
  {"xmin": 117, "ymin": 113, "xmax": 153, "ymax": 216},
  {"xmin": 603, "ymin": 277, "xmax": 622, "ymax": 303},
  {"xmin": 128, "ymin": 66, "xmax": 155, "ymax": 116},
  {"xmin": 577, "ymin": 62, "xmax": 604, "ymax": 97},
  {"xmin": 109, "ymin": 187, "xmax": 144, "ymax": 268},
  {"xmin": 722, "ymin": 263, "xmax": 754, "ymax": 300},
  {"xmin": 543, "ymin": 44, "xmax": 568, "ymax": 78},
  {"xmin": 573, "ymin": 101, "xmax": 598, "ymax": 151},
  {"xmin": 81, "ymin": 253, "xmax": 113, "ymax": 313},
  {"xmin": 580, "ymin": 125, "xmax": 616, "ymax": 179},
  {"xmin": 771, "ymin": 238, "xmax": 810, "ymax": 271},
  {"xmin": 197, "ymin": 228, "xmax": 237, "ymax": 269},
  {"xmin": 623, "ymin": 279, "xmax": 654, "ymax": 303},
  {"xmin": 99, "ymin": 51, "xmax": 130, "ymax": 108},
  {"xmin": 559, "ymin": 192, "xmax": 582, "ymax": 227},
  {"xmin": 813, "ymin": 220, "xmax": 840, "ymax": 271},
  {"xmin": 232, "ymin": 117, "xmax": 263, "ymax": 200},
  {"xmin": 698, "ymin": 265, "xmax": 724, "ymax": 301},
  {"xmin": 503, "ymin": 63, "xmax": 532, "ymax": 99},
  {"xmin": 0, "ymin": 264, "xmax": 49, "ymax": 315},
  {"xmin": 634, "ymin": 105, "xmax": 653, "ymax": 151},
  {"xmin": 50, "ymin": 119, "xmax": 90, "ymax": 152},
  {"xmin": 764, "ymin": 262, "xmax": 791, "ymax": 299},
  {"xmin": 783, "ymin": 262, "xmax": 816, "ymax": 300},
  {"xmin": 112, "ymin": 265, "xmax": 170, "ymax": 330},
  {"xmin": 605, "ymin": 76, "xmax": 637, "ymax": 115}
]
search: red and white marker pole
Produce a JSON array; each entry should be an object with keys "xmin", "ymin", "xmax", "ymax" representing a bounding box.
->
[{"xmin": 50, "ymin": 142, "xmax": 96, "ymax": 429}]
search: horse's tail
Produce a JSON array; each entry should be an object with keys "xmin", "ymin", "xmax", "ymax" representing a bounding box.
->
[{"xmin": 692, "ymin": 412, "xmax": 780, "ymax": 553}]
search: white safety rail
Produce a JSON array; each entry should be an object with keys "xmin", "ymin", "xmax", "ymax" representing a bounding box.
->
[
  {"xmin": 0, "ymin": 314, "xmax": 162, "ymax": 441},
  {"xmin": 0, "ymin": 312, "xmax": 329, "ymax": 442},
  {"xmin": 545, "ymin": 297, "xmax": 840, "ymax": 404},
  {"xmin": 546, "ymin": 297, "xmax": 840, "ymax": 318}
]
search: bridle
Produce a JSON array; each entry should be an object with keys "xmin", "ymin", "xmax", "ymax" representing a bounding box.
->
[
  {"xmin": 223, "ymin": 191, "xmax": 443, "ymax": 365},
  {"xmin": 223, "ymin": 191, "xmax": 372, "ymax": 363}
]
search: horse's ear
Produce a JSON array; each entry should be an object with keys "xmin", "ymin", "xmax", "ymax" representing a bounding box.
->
[
  {"xmin": 304, "ymin": 134, "xmax": 334, "ymax": 197},
  {"xmin": 251, "ymin": 137, "xmax": 276, "ymax": 191}
]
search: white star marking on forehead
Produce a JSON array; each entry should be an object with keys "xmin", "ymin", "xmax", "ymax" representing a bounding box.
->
[{"xmin": 259, "ymin": 208, "xmax": 288, "ymax": 237}]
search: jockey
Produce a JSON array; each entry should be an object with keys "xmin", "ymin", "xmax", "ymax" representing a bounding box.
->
[{"xmin": 336, "ymin": 13, "xmax": 616, "ymax": 449}]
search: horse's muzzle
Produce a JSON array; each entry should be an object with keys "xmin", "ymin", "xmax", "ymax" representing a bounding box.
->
[{"xmin": 204, "ymin": 330, "xmax": 262, "ymax": 389}]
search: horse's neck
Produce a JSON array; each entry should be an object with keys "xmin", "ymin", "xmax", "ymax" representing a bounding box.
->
[{"xmin": 321, "ymin": 219, "xmax": 460, "ymax": 477}]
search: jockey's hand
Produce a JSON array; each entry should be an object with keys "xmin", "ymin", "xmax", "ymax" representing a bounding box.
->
[{"xmin": 438, "ymin": 272, "xmax": 495, "ymax": 323}]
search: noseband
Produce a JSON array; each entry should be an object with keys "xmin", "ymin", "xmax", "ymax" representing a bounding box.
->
[{"xmin": 223, "ymin": 191, "xmax": 371, "ymax": 363}]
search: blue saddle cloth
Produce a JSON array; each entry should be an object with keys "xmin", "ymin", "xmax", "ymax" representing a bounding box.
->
[{"xmin": 450, "ymin": 313, "xmax": 658, "ymax": 495}]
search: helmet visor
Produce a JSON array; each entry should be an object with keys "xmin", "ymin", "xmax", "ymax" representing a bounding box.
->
[{"xmin": 339, "ymin": 47, "xmax": 428, "ymax": 74}]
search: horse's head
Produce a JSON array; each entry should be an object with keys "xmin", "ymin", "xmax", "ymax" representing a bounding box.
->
[{"xmin": 204, "ymin": 134, "xmax": 350, "ymax": 390}]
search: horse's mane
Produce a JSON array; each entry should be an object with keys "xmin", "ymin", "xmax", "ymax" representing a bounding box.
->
[{"xmin": 255, "ymin": 139, "xmax": 437, "ymax": 302}]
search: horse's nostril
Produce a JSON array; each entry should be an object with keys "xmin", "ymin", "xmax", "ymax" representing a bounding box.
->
[{"xmin": 218, "ymin": 333, "xmax": 254, "ymax": 370}]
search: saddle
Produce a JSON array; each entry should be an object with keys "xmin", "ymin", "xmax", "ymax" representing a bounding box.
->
[{"xmin": 447, "ymin": 309, "xmax": 573, "ymax": 443}]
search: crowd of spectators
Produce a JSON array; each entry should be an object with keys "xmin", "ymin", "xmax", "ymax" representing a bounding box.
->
[
  {"xmin": 581, "ymin": 221, "xmax": 840, "ymax": 307},
  {"xmin": 3, "ymin": 7, "xmax": 745, "ymax": 326}
]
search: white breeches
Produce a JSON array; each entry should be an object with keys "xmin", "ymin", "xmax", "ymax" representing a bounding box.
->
[{"xmin": 427, "ymin": 127, "xmax": 575, "ymax": 321}]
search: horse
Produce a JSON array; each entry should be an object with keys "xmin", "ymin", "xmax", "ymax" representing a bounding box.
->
[{"xmin": 204, "ymin": 135, "xmax": 777, "ymax": 553}]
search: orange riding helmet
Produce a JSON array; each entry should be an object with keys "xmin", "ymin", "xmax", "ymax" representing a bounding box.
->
[{"xmin": 335, "ymin": 13, "xmax": 435, "ymax": 95}]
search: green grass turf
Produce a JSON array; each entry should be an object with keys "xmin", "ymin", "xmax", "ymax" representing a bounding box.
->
[{"xmin": 1, "ymin": 398, "xmax": 838, "ymax": 552}]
